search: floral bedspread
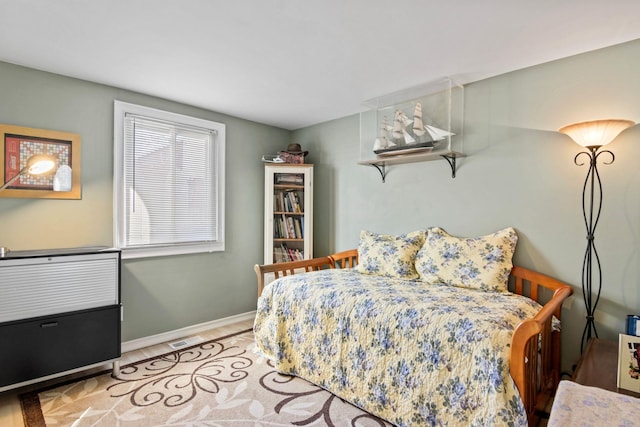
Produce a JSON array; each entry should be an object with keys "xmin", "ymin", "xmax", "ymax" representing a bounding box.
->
[{"xmin": 254, "ymin": 269, "xmax": 544, "ymax": 427}]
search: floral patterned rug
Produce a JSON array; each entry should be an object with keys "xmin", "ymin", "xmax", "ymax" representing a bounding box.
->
[{"xmin": 20, "ymin": 329, "xmax": 391, "ymax": 426}]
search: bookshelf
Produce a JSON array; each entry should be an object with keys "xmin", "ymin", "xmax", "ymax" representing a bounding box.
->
[{"xmin": 264, "ymin": 164, "xmax": 313, "ymax": 264}]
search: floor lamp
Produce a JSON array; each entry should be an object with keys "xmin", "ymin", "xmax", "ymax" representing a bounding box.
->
[{"xmin": 559, "ymin": 119, "xmax": 635, "ymax": 352}]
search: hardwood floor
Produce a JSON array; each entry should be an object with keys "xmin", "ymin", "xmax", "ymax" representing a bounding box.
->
[{"xmin": 0, "ymin": 318, "xmax": 254, "ymax": 427}]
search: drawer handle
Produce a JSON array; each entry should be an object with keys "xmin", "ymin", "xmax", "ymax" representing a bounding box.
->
[{"xmin": 40, "ymin": 321, "xmax": 59, "ymax": 328}]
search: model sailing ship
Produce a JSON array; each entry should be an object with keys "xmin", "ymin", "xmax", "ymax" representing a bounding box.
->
[{"xmin": 373, "ymin": 102, "xmax": 454, "ymax": 156}]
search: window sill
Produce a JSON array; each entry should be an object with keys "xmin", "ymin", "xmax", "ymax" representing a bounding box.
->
[{"xmin": 119, "ymin": 242, "xmax": 224, "ymax": 259}]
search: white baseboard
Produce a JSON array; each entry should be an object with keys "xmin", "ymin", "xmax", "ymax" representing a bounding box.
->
[{"xmin": 121, "ymin": 311, "xmax": 256, "ymax": 353}]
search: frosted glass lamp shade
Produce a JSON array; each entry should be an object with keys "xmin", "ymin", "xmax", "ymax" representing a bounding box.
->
[
  {"xmin": 25, "ymin": 154, "xmax": 56, "ymax": 175},
  {"xmin": 559, "ymin": 119, "xmax": 634, "ymax": 148},
  {"xmin": 0, "ymin": 154, "xmax": 57, "ymax": 192}
]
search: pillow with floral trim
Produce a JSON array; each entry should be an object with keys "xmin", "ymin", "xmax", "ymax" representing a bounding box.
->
[
  {"xmin": 415, "ymin": 227, "xmax": 517, "ymax": 292},
  {"xmin": 356, "ymin": 230, "xmax": 426, "ymax": 280}
]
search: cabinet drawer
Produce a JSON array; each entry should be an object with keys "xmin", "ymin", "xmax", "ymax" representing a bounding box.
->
[
  {"xmin": 0, "ymin": 305, "xmax": 121, "ymax": 387},
  {"xmin": 0, "ymin": 252, "xmax": 119, "ymax": 322}
]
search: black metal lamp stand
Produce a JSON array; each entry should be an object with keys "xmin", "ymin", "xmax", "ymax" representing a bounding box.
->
[
  {"xmin": 574, "ymin": 145, "xmax": 614, "ymax": 352},
  {"xmin": 560, "ymin": 118, "xmax": 634, "ymax": 353}
]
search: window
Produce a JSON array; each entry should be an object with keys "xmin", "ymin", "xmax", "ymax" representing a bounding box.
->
[{"xmin": 114, "ymin": 101, "xmax": 225, "ymax": 259}]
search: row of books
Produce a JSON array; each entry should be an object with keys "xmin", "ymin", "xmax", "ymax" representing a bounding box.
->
[
  {"xmin": 274, "ymin": 190, "xmax": 303, "ymax": 213},
  {"xmin": 275, "ymin": 173, "xmax": 303, "ymax": 185},
  {"xmin": 274, "ymin": 215, "xmax": 304, "ymax": 239},
  {"xmin": 273, "ymin": 244, "xmax": 304, "ymax": 263}
]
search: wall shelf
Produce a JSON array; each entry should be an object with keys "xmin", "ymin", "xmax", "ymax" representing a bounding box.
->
[
  {"xmin": 358, "ymin": 150, "xmax": 464, "ymax": 182},
  {"xmin": 358, "ymin": 77, "xmax": 464, "ymax": 183}
]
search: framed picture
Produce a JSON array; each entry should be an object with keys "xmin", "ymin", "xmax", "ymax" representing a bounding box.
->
[
  {"xmin": 0, "ymin": 124, "xmax": 81, "ymax": 199},
  {"xmin": 617, "ymin": 333, "xmax": 640, "ymax": 393}
]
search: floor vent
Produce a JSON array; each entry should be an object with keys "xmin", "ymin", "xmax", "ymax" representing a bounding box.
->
[{"xmin": 168, "ymin": 335, "xmax": 204, "ymax": 350}]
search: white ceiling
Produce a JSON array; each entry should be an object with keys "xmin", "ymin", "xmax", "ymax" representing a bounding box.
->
[{"xmin": 2, "ymin": 1, "xmax": 640, "ymax": 130}]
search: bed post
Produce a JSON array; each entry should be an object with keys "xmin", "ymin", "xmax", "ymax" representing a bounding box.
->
[
  {"xmin": 254, "ymin": 264, "xmax": 266, "ymax": 297},
  {"xmin": 510, "ymin": 319, "xmax": 541, "ymax": 422},
  {"xmin": 329, "ymin": 249, "xmax": 358, "ymax": 268}
]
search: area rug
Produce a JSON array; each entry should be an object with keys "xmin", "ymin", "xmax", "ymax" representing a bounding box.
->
[{"xmin": 20, "ymin": 329, "xmax": 392, "ymax": 426}]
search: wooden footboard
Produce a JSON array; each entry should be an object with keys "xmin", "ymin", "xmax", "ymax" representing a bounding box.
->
[
  {"xmin": 508, "ymin": 266, "xmax": 573, "ymax": 425},
  {"xmin": 254, "ymin": 250, "xmax": 573, "ymax": 426}
]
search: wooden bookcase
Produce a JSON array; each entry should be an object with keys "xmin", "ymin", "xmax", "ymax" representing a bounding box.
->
[{"xmin": 264, "ymin": 164, "xmax": 313, "ymax": 264}]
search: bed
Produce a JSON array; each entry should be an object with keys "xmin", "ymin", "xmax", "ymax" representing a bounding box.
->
[{"xmin": 253, "ymin": 229, "xmax": 573, "ymax": 426}]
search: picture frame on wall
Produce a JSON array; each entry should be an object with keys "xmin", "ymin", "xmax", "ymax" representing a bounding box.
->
[
  {"xmin": 617, "ymin": 333, "xmax": 640, "ymax": 393},
  {"xmin": 0, "ymin": 124, "xmax": 81, "ymax": 199}
]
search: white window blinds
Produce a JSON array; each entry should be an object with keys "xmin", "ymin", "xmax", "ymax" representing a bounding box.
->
[{"xmin": 114, "ymin": 101, "xmax": 225, "ymax": 258}]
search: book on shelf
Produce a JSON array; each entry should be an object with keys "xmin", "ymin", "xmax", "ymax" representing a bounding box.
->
[
  {"xmin": 274, "ymin": 190, "xmax": 303, "ymax": 213},
  {"xmin": 275, "ymin": 173, "xmax": 303, "ymax": 185},
  {"xmin": 273, "ymin": 243, "xmax": 304, "ymax": 263},
  {"xmin": 281, "ymin": 215, "xmax": 288, "ymax": 238},
  {"xmin": 289, "ymin": 191, "xmax": 302, "ymax": 212},
  {"xmin": 287, "ymin": 217, "xmax": 296, "ymax": 238},
  {"xmin": 274, "ymin": 220, "xmax": 282, "ymax": 238},
  {"xmin": 273, "ymin": 215, "xmax": 304, "ymax": 239},
  {"xmin": 275, "ymin": 217, "xmax": 285, "ymax": 239}
]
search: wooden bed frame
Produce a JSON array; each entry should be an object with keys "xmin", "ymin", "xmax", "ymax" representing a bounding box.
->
[{"xmin": 254, "ymin": 249, "xmax": 573, "ymax": 426}]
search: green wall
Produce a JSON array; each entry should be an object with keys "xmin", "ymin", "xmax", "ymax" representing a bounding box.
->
[
  {"xmin": 2, "ymin": 38, "xmax": 640, "ymax": 371},
  {"xmin": 294, "ymin": 39, "xmax": 640, "ymax": 371},
  {"xmin": 0, "ymin": 62, "xmax": 289, "ymax": 341}
]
